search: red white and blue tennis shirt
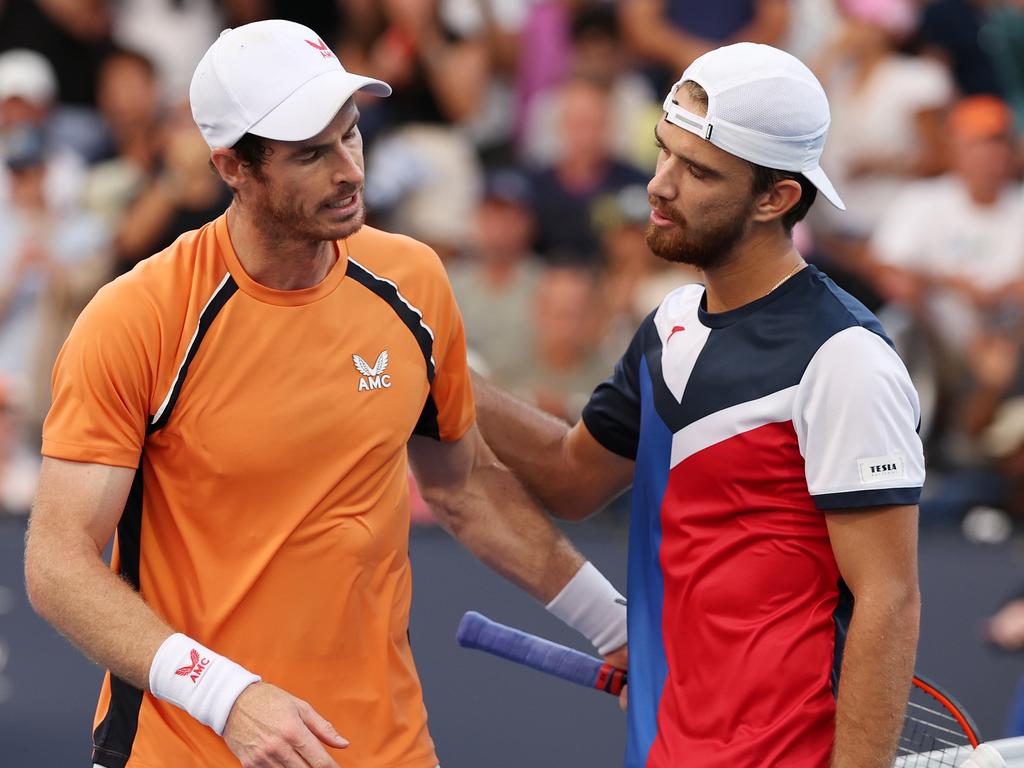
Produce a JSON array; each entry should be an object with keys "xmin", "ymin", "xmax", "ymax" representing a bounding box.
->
[{"xmin": 581, "ymin": 266, "xmax": 925, "ymax": 767}]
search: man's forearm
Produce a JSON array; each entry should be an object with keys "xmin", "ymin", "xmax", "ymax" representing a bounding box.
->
[
  {"xmin": 831, "ymin": 590, "xmax": 920, "ymax": 767},
  {"xmin": 420, "ymin": 433, "xmax": 627, "ymax": 654},
  {"xmin": 25, "ymin": 533, "xmax": 172, "ymax": 689},
  {"xmin": 472, "ymin": 371, "xmax": 575, "ymax": 512},
  {"xmin": 421, "ymin": 431, "xmax": 584, "ymax": 604}
]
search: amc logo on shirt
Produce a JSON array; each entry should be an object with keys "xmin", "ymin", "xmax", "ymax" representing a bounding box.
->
[{"xmin": 353, "ymin": 350, "xmax": 392, "ymax": 391}]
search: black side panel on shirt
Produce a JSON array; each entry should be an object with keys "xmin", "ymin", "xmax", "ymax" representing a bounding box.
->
[
  {"xmin": 831, "ymin": 579, "xmax": 855, "ymax": 697},
  {"xmin": 91, "ymin": 463, "xmax": 146, "ymax": 768},
  {"xmin": 148, "ymin": 276, "xmax": 239, "ymax": 434},
  {"xmin": 345, "ymin": 259, "xmax": 437, "ymax": 384},
  {"xmin": 414, "ymin": 393, "xmax": 441, "ymax": 440},
  {"xmin": 581, "ymin": 310, "xmax": 653, "ymax": 460}
]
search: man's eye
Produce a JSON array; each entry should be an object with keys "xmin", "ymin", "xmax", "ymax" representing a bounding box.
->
[{"xmin": 688, "ymin": 164, "xmax": 704, "ymax": 179}]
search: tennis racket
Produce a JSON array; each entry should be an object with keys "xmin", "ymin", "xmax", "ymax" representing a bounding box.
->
[
  {"xmin": 894, "ymin": 675, "xmax": 982, "ymax": 766},
  {"xmin": 456, "ymin": 610, "xmax": 626, "ymax": 695},
  {"xmin": 457, "ymin": 611, "xmax": 982, "ymax": 767}
]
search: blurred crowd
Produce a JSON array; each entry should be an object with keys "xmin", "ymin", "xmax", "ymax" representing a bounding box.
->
[{"xmin": 2, "ymin": 0, "xmax": 1024, "ymax": 541}]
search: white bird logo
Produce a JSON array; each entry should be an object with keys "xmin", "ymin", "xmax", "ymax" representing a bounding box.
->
[{"xmin": 353, "ymin": 350, "xmax": 389, "ymax": 376}]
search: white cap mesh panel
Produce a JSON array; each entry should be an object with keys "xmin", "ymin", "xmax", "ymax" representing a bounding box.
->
[{"xmin": 712, "ymin": 78, "xmax": 827, "ymax": 139}]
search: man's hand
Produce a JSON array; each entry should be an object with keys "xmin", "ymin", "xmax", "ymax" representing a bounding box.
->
[
  {"xmin": 988, "ymin": 598, "xmax": 1024, "ymax": 651},
  {"xmin": 223, "ymin": 682, "xmax": 348, "ymax": 768},
  {"xmin": 604, "ymin": 644, "xmax": 628, "ymax": 712}
]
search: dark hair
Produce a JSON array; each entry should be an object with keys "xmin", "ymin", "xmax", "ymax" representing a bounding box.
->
[
  {"xmin": 231, "ymin": 133, "xmax": 273, "ymax": 179},
  {"xmin": 749, "ymin": 166, "xmax": 817, "ymax": 234},
  {"xmin": 210, "ymin": 132, "xmax": 273, "ymax": 194}
]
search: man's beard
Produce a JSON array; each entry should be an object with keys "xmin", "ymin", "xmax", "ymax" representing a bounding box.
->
[
  {"xmin": 645, "ymin": 198, "xmax": 752, "ymax": 270},
  {"xmin": 245, "ymin": 180, "xmax": 365, "ymax": 243}
]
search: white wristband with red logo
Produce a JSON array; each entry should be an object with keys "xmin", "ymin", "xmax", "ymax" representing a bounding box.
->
[
  {"xmin": 545, "ymin": 561, "xmax": 628, "ymax": 656},
  {"xmin": 149, "ymin": 633, "xmax": 261, "ymax": 735}
]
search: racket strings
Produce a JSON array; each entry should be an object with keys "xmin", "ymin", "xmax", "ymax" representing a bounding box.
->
[{"xmin": 892, "ymin": 687, "xmax": 976, "ymax": 767}]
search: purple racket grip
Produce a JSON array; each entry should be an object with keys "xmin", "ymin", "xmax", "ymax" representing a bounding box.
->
[{"xmin": 456, "ymin": 611, "xmax": 626, "ymax": 696}]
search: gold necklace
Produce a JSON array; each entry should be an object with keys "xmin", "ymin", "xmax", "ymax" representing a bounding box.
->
[{"xmin": 767, "ymin": 262, "xmax": 806, "ymax": 295}]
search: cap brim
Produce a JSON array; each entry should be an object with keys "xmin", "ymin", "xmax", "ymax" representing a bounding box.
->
[
  {"xmin": 247, "ymin": 69, "xmax": 391, "ymax": 143},
  {"xmin": 803, "ymin": 165, "xmax": 845, "ymax": 211}
]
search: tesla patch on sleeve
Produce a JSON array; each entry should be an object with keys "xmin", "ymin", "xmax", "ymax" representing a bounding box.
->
[{"xmin": 857, "ymin": 455, "xmax": 907, "ymax": 484}]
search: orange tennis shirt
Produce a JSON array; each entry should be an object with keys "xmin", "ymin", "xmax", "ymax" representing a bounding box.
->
[{"xmin": 42, "ymin": 214, "xmax": 475, "ymax": 768}]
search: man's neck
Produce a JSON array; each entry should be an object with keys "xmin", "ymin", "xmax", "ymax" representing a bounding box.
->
[
  {"xmin": 701, "ymin": 230, "xmax": 804, "ymax": 313},
  {"xmin": 226, "ymin": 204, "xmax": 337, "ymax": 291}
]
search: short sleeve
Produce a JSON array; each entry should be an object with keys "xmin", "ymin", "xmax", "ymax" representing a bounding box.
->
[
  {"xmin": 42, "ymin": 282, "xmax": 156, "ymax": 468},
  {"xmin": 580, "ymin": 312, "xmax": 651, "ymax": 460},
  {"xmin": 414, "ymin": 258, "xmax": 475, "ymax": 442},
  {"xmin": 793, "ymin": 326, "xmax": 925, "ymax": 510}
]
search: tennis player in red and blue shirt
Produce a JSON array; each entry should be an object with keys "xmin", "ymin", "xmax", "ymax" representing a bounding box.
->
[{"xmin": 474, "ymin": 43, "xmax": 923, "ymax": 768}]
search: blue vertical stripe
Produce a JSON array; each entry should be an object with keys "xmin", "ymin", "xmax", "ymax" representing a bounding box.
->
[{"xmin": 625, "ymin": 358, "xmax": 672, "ymax": 767}]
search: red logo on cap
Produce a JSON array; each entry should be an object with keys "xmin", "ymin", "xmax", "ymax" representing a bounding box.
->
[{"xmin": 305, "ymin": 38, "xmax": 335, "ymax": 59}]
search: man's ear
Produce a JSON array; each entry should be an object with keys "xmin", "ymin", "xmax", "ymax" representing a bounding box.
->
[
  {"xmin": 210, "ymin": 147, "xmax": 244, "ymax": 190},
  {"xmin": 752, "ymin": 178, "xmax": 802, "ymax": 225}
]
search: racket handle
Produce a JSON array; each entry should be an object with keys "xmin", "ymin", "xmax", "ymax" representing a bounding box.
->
[
  {"xmin": 963, "ymin": 745, "xmax": 1008, "ymax": 768},
  {"xmin": 456, "ymin": 611, "xmax": 626, "ymax": 696}
]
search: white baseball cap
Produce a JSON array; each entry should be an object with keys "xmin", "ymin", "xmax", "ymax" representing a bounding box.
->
[
  {"xmin": 663, "ymin": 42, "xmax": 845, "ymax": 210},
  {"xmin": 0, "ymin": 49, "xmax": 57, "ymax": 106},
  {"xmin": 189, "ymin": 19, "xmax": 391, "ymax": 149}
]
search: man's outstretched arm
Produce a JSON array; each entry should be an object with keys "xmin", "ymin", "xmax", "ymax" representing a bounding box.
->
[
  {"xmin": 409, "ymin": 423, "xmax": 628, "ymax": 657},
  {"xmin": 471, "ymin": 371, "xmax": 634, "ymax": 521}
]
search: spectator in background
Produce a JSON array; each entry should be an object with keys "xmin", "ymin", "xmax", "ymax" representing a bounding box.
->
[
  {"xmin": 502, "ymin": 261, "xmax": 613, "ymax": 422},
  {"xmin": 0, "ymin": 116, "xmax": 110, "ymax": 429},
  {"xmin": 0, "ymin": 0, "xmax": 110, "ymax": 159},
  {"xmin": 448, "ymin": 168, "xmax": 542, "ymax": 380},
  {"xmin": 918, "ymin": 0, "xmax": 1004, "ymax": 98},
  {"xmin": 114, "ymin": 109, "xmax": 230, "ymax": 272},
  {"xmin": 785, "ymin": 0, "xmax": 842, "ymax": 61},
  {"xmin": 0, "ymin": 378, "xmax": 39, "ymax": 516},
  {"xmin": 353, "ymin": 0, "xmax": 490, "ymax": 257},
  {"xmin": 84, "ymin": 49, "xmax": 164, "ymax": 230},
  {"xmin": 0, "ymin": 49, "xmax": 87, "ymax": 213},
  {"xmin": 345, "ymin": 0, "xmax": 491, "ymax": 128},
  {"xmin": 109, "ymin": 0, "xmax": 236, "ymax": 103},
  {"xmin": 522, "ymin": 2, "xmax": 660, "ymax": 173},
  {"xmin": 814, "ymin": 0, "xmax": 952, "ymax": 238},
  {"xmin": 870, "ymin": 96, "xmax": 1024, "ymax": 360},
  {"xmin": 437, "ymin": 0, "xmax": 527, "ymax": 162},
  {"xmin": 620, "ymin": 0, "xmax": 790, "ymax": 79},
  {"xmin": 528, "ymin": 75, "xmax": 648, "ymax": 260},
  {"xmin": 982, "ymin": 0, "xmax": 1024, "ymax": 129},
  {"xmin": 869, "ymin": 96, "xmax": 1024, "ymax": 524}
]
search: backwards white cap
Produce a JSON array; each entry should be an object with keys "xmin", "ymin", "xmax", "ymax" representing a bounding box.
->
[
  {"xmin": 189, "ymin": 19, "xmax": 391, "ymax": 149},
  {"xmin": 663, "ymin": 42, "xmax": 845, "ymax": 210}
]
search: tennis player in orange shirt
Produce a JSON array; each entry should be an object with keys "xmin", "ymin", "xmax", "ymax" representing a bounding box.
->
[{"xmin": 23, "ymin": 20, "xmax": 627, "ymax": 768}]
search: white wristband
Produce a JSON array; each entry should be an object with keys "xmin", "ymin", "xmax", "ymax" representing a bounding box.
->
[
  {"xmin": 149, "ymin": 633, "xmax": 261, "ymax": 735},
  {"xmin": 545, "ymin": 561, "xmax": 628, "ymax": 655}
]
